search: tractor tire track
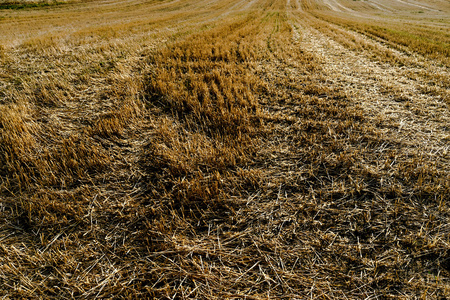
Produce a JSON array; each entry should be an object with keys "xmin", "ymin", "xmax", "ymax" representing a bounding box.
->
[{"xmin": 292, "ymin": 15, "xmax": 450, "ymax": 174}]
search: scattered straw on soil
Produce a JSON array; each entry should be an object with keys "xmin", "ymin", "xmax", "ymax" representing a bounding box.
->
[{"xmin": 0, "ymin": 0, "xmax": 449, "ymax": 298}]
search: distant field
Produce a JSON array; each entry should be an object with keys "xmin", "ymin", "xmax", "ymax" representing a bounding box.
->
[
  {"xmin": 0, "ymin": 0, "xmax": 74, "ymax": 9},
  {"xmin": 0, "ymin": 0, "xmax": 449, "ymax": 298}
]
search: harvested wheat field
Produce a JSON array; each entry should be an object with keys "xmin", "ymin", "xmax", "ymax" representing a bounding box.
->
[{"xmin": 0, "ymin": 0, "xmax": 449, "ymax": 298}]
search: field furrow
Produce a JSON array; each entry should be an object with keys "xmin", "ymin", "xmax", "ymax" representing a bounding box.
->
[{"xmin": 294, "ymin": 20, "xmax": 450, "ymax": 172}]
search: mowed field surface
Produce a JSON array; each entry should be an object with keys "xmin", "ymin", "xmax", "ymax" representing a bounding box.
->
[{"xmin": 0, "ymin": 0, "xmax": 449, "ymax": 298}]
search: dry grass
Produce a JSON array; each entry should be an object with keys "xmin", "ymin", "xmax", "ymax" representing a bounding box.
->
[{"xmin": 0, "ymin": 0, "xmax": 449, "ymax": 298}]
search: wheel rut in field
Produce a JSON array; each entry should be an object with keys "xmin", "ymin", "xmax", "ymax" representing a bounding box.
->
[{"xmin": 292, "ymin": 19, "xmax": 450, "ymax": 175}]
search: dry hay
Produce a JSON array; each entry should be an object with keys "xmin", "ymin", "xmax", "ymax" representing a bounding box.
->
[{"xmin": 0, "ymin": 0, "xmax": 449, "ymax": 298}]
